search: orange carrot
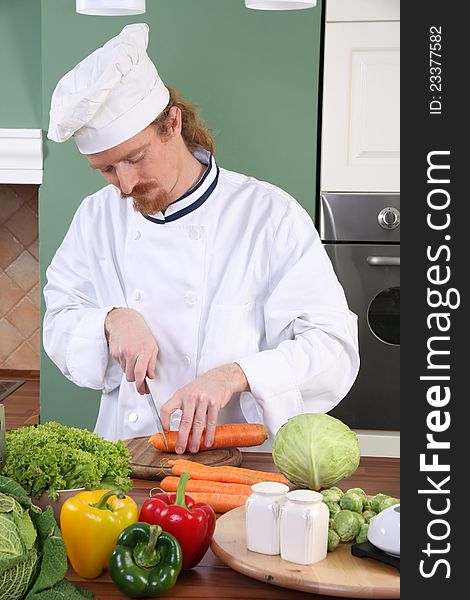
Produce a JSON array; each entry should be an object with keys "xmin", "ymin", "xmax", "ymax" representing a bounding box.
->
[
  {"xmin": 160, "ymin": 476, "xmax": 253, "ymax": 496},
  {"xmin": 183, "ymin": 492, "xmax": 250, "ymax": 514},
  {"xmin": 149, "ymin": 423, "xmax": 268, "ymax": 453},
  {"xmin": 168, "ymin": 458, "xmax": 290, "ymax": 486}
]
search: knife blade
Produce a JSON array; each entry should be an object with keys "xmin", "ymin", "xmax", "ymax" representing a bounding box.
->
[{"xmin": 143, "ymin": 379, "xmax": 169, "ymax": 451}]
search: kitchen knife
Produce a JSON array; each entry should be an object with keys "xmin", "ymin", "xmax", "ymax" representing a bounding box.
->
[{"xmin": 144, "ymin": 379, "xmax": 169, "ymax": 451}]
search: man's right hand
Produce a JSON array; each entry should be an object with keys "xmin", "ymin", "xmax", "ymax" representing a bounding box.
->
[{"xmin": 105, "ymin": 308, "xmax": 158, "ymax": 394}]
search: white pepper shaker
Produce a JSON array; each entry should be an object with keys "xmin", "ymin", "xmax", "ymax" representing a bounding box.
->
[
  {"xmin": 245, "ymin": 481, "xmax": 290, "ymax": 555},
  {"xmin": 280, "ymin": 489, "xmax": 329, "ymax": 565}
]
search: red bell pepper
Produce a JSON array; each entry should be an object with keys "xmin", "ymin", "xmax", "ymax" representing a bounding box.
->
[{"xmin": 139, "ymin": 471, "xmax": 216, "ymax": 570}]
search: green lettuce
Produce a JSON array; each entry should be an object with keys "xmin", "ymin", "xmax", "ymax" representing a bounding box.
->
[{"xmin": 2, "ymin": 422, "xmax": 131, "ymax": 500}]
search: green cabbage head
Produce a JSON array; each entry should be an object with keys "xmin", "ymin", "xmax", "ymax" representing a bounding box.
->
[
  {"xmin": 272, "ymin": 413, "xmax": 360, "ymax": 490},
  {"xmin": 0, "ymin": 493, "xmax": 38, "ymax": 600}
]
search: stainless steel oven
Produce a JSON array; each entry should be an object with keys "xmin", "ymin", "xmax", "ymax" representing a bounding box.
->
[{"xmin": 319, "ymin": 194, "xmax": 400, "ymax": 430}]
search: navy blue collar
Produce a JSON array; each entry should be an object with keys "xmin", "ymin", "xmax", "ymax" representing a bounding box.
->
[{"xmin": 143, "ymin": 149, "xmax": 218, "ymax": 224}]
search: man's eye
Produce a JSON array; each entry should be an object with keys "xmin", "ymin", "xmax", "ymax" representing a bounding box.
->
[
  {"xmin": 102, "ymin": 166, "xmax": 114, "ymax": 174},
  {"xmin": 127, "ymin": 155, "xmax": 144, "ymax": 165}
]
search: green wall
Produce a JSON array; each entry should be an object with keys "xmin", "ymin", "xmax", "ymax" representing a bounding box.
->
[
  {"xmin": 37, "ymin": 0, "xmax": 323, "ymax": 431},
  {"xmin": 0, "ymin": 0, "xmax": 42, "ymax": 127}
]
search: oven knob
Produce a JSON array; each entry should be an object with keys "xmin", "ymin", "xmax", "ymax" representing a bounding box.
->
[{"xmin": 378, "ymin": 207, "xmax": 400, "ymax": 230}]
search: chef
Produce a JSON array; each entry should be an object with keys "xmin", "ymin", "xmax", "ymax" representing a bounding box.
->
[{"xmin": 43, "ymin": 24, "xmax": 359, "ymax": 451}]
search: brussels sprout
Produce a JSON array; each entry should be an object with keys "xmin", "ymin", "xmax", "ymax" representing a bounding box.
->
[
  {"xmin": 370, "ymin": 493, "xmax": 388, "ymax": 513},
  {"xmin": 380, "ymin": 497, "xmax": 400, "ymax": 511},
  {"xmin": 346, "ymin": 488, "xmax": 367, "ymax": 501},
  {"xmin": 328, "ymin": 528, "xmax": 341, "ymax": 552},
  {"xmin": 353, "ymin": 511, "xmax": 366, "ymax": 526},
  {"xmin": 363, "ymin": 498, "xmax": 372, "ymax": 511},
  {"xmin": 324, "ymin": 500, "xmax": 342, "ymax": 518},
  {"xmin": 340, "ymin": 492, "xmax": 364, "ymax": 513},
  {"xmin": 355, "ymin": 523, "xmax": 369, "ymax": 544},
  {"xmin": 321, "ymin": 487, "xmax": 344, "ymax": 503},
  {"xmin": 362, "ymin": 509, "xmax": 377, "ymax": 523},
  {"xmin": 332, "ymin": 510, "xmax": 362, "ymax": 541}
]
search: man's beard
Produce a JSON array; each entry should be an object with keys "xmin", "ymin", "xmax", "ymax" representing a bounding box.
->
[{"xmin": 121, "ymin": 180, "xmax": 171, "ymax": 215}]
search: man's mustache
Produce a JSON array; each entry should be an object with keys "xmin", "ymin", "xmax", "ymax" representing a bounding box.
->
[{"xmin": 120, "ymin": 180, "xmax": 159, "ymax": 199}]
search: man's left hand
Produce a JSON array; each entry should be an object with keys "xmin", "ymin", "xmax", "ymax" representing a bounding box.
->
[{"xmin": 159, "ymin": 363, "xmax": 249, "ymax": 454}]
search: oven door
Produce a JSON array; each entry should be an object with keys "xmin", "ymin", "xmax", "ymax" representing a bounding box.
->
[{"xmin": 324, "ymin": 244, "xmax": 400, "ymax": 430}]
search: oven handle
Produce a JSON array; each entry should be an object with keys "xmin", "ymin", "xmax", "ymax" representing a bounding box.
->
[{"xmin": 366, "ymin": 256, "xmax": 400, "ymax": 267}]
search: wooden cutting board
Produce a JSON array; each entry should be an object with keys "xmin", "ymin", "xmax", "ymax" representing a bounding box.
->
[
  {"xmin": 123, "ymin": 436, "xmax": 242, "ymax": 480},
  {"xmin": 211, "ymin": 505, "xmax": 400, "ymax": 599}
]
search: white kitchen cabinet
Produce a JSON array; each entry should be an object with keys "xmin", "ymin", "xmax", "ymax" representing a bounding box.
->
[
  {"xmin": 320, "ymin": 20, "xmax": 400, "ymax": 192},
  {"xmin": 326, "ymin": 0, "xmax": 399, "ymax": 22},
  {"xmin": 0, "ymin": 129, "xmax": 43, "ymax": 184}
]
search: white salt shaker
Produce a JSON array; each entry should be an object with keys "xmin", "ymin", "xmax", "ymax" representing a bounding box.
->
[
  {"xmin": 280, "ymin": 489, "xmax": 329, "ymax": 565},
  {"xmin": 245, "ymin": 481, "xmax": 290, "ymax": 555}
]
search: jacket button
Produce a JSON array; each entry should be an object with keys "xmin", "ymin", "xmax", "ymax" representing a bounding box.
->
[
  {"xmin": 134, "ymin": 230, "xmax": 141, "ymax": 240},
  {"xmin": 183, "ymin": 354, "xmax": 191, "ymax": 365},
  {"xmin": 128, "ymin": 412, "xmax": 139, "ymax": 423},
  {"xmin": 133, "ymin": 290, "xmax": 141, "ymax": 301},
  {"xmin": 184, "ymin": 291, "xmax": 197, "ymax": 304}
]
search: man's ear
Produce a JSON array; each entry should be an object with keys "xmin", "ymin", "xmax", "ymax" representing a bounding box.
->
[{"xmin": 167, "ymin": 106, "xmax": 182, "ymax": 137}]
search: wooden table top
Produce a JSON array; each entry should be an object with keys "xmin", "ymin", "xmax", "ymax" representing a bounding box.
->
[
  {"xmin": 2, "ymin": 381, "xmax": 400, "ymax": 599},
  {"xmin": 67, "ymin": 453, "xmax": 399, "ymax": 600}
]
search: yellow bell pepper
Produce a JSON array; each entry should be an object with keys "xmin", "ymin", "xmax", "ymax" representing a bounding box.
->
[{"xmin": 60, "ymin": 489, "xmax": 139, "ymax": 579}]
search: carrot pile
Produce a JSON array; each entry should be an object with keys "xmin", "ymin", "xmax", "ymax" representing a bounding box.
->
[
  {"xmin": 179, "ymin": 493, "xmax": 248, "ymax": 514},
  {"xmin": 160, "ymin": 458, "xmax": 291, "ymax": 514},
  {"xmin": 149, "ymin": 423, "xmax": 268, "ymax": 453},
  {"xmin": 160, "ymin": 476, "xmax": 252, "ymax": 496},
  {"xmin": 168, "ymin": 458, "xmax": 290, "ymax": 486}
]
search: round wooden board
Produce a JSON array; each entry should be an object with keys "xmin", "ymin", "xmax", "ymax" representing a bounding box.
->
[
  {"xmin": 211, "ymin": 506, "xmax": 400, "ymax": 599},
  {"xmin": 123, "ymin": 436, "xmax": 242, "ymax": 480}
]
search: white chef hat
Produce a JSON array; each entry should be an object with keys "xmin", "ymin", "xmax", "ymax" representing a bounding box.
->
[{"xmin": 47, "ymin": 23, "xmax": 169, "ymax": 154}]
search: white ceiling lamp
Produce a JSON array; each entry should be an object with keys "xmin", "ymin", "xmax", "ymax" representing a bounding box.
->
[
  {"xmin": 245, "ymin": 1, "xmax": 317, "ymax": 9},
  {"xmin": 76, "ymin": 0, "xmax": 146, "ymax": 16}
]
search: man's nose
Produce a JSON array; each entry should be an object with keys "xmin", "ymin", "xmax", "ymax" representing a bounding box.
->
[{"xmin": 117, "ymin": 166, "xmax": 139, "ymax": 196}]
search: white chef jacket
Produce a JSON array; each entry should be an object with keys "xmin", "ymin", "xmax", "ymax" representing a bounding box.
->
[{"xmin": 43, "ymin": 148, "xmax": 359, "ymax": 442}]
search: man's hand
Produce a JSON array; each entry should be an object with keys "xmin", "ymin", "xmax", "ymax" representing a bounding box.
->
[
  {"xmin": 160, "ymin": 363, "xmax": 249, "ymax": 454},
  {"xmin": 105, "ymin": 307, "xmax": 158, "ymax": 394}
]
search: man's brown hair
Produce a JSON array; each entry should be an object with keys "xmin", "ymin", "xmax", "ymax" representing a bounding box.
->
[{"xmin": 153, "ymin": 87, "xmax": 215, "ymax": 154}]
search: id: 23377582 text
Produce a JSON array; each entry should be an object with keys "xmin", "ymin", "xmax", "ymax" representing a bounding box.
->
[{"xmin": 429, "ymin": 26, "xmax": 443, "ymax": 116}]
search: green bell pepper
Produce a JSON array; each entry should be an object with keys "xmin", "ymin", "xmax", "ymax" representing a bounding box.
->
[{"xmin": 109, "ymin": 522, "xmax": 182, "ymax": 598}]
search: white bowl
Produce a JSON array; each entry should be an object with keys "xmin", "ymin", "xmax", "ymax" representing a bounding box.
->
[{"xmin": 367, "ymin": 503, "xmax": 400, "ymax": 557}]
